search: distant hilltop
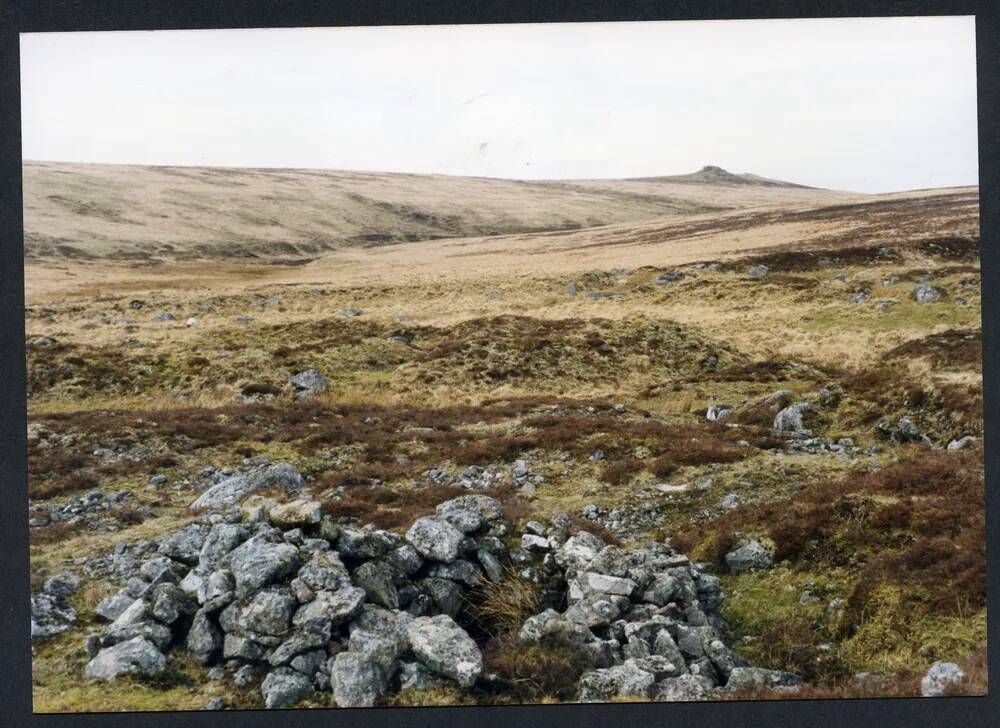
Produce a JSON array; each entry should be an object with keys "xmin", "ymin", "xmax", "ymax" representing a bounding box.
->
[{"xmin": 629, "ymin": 165, "xmax": 814, "ymax": 189}]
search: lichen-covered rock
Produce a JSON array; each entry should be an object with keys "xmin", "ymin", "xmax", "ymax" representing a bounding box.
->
[
  {"xmin": 347, "ymin": 606, "xmax": 411, "ymax": 676},
  {"xmin": 435, "ymin": 495, "xmax": 504, "ymax": 533},
  {"xmin": 297, "ymin": 550, "xmax": 351, "ymax": 592},
  {"xmin": 190, "ymin": 463, "xmax": 304, "ymax": 510},
  {"xmin": 329, "ymin": 652, "xmax": 388, "ymax": 708},
  {"xmin": 406, "ymin": 517, "xmax": 464, "ymax": 563},
  {"xmin": 773, "ymin": 402, "xmax": 814, "ymax": 438},
  {"xmin": 289, "ymin": 369, "xmax": 328, "ymax": 400},
  {"xmin": 292, "ymin": 586, "xmax": 366, "ymax": 629},
  {"xmin": 724, "ymin": 540, "xmax": 773, "ymax": 574},
  {"xmin": 406, "ymin": 614, "xmax": 482, "ymax": 688},
  {"xmin": 261, "ymin": 666, "xmax": 313, "ymax": 709},
  {"xmin": 95, "ymin": 592, "xmax": 136, "ymax": 622},
  {"xmin": 30, "ymin": 593, "xmax": 77, "ymax": 639},
  {"xmin": 578, "ymin": 660, "xmax": 655, "ymax": 702},
  {"xmin": 920, "ymin": 661, "xmax": 965, "ymax": 697},
  {"xmin": 726, "ymin": 667, "xmax": 803, "ymax": 691},
  {"xmin": 269, "ymin": 499, "xmax": 322, "ymax": 528},
  {"xmin": 656, "ymin": 674, "xmax": 716, "ymax": 701},
  {"xmin": 187, "ymin": 608, "xmax": 223, "ymax": 663},
  {"xmin": 223, "ymin": 535, "xmax": 300, "ymax": 598},
  {"xmin": 84, "ymin": 637, "xmax": 166, "ymax": 680},
  {"xmin": 158, "ymin": 523, "xmax": 210, "ymax": 564},
  {"xmin": 238, "ymin": 589, "xmax": 297, "ymax": 638}
]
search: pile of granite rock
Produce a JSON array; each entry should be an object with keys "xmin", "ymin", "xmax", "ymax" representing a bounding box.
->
[{"xmin": 73, "ymin": 492, "xmax": 801, "ymax": 707}]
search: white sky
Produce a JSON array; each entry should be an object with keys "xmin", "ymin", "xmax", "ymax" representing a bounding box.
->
[{"xmin": 20, "ymin": 17, "xmax": 978, "ymax": 193}]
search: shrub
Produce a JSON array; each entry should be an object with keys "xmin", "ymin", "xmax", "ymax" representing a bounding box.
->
[{"xmin": 484, "ymin": 636, "xmax": 591, "ymax": 702}]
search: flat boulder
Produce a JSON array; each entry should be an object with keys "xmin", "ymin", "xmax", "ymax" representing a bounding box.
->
[
  {"xmin": 190, "ymin": 463, "xmax": 304, "ymax": 510},
  {"xmin": 269, "ymin": 499, "xmax": 322, "ymax": 527},
  {"xmin": 726, "ymin": 667, "xmax": 803, "ymax": 691},
  {"xmin": 578, "ymin": 660, "xmax": 655, "ymax": 702}
]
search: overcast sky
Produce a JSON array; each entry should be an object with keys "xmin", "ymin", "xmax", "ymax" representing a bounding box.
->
[{"xmin": 20, "ymin": 17, "xmax": 978, "ymax": 193}]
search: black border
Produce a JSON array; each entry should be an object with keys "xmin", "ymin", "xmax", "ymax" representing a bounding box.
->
[{"xmin": 1, "ymin": 2, "xmax": 996, "ymax": 728}]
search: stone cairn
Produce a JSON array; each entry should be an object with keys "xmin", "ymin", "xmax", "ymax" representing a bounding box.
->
[{"xmin": 78, "ymin": 492, "xmax": 802, "ymax": 708}]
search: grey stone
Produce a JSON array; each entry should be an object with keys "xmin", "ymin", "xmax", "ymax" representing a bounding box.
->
[
  {"xmin": 947, "ymin": 435, "xmax": 977, "ymax": 451},
  {"xmin": 913, "ymin": 282, "xmax": 942, "ymax": 303},
  {"xmin": 187, "ymin": 609, "xmax": 223, "ymax": 663},
  {"xmin": 95, "ymin": 592, "xmax": 136, "ymax": 622},
  {"xmin": 223, "ymin": 633, "xmax": 267, "ymax": 661},
  {"xmin": 191, "ymin": 463, "xmax": 304, "ymax": 510},
  {"xmin": 569, "ymin": 571, "xmax": 638, "ymax": 601},
  {"xmin": 290, "ymin": 370, "xmax": 328, "ymax": 400},
  {"xmin": 84, "ymin": 637, "xmax": 166, "ymax": 680},
  {"xmin": 198, "ymin": 523, "xmax": 249, "ymax": 571},
  {"xmin": 419, "ymin": 577, "xmax": 464, "ymax": 618},
  {"xmin": 151, "ymin": 583, "xmax": 196, "ymax": 624},
  {"xmin": 578, "ymin": 660, "xmax": 655, "ymax": 702},
  {"xmin": 223, "ymin": 536, "xmax": 300, "ymax": 598},
  {"xmin": 656, "ymin": 674, "xmax": 716, "ymax": 701},
  {"xmin": 43, "ymin": 572, "xmax": 80, "ymax": 599},
  {"xmin": 158, "ymin": 524, "xmax": 210, "ymax": 565},
  {"xmin": 477, "ymin": 549, "xmax": 504, "ymax": 582},
  {"xmin": 773, "ymin": 403, "xmax": 814, "ymax": 438},
  {"xmin": 726, "ymin": 667, "xmax": 803, "ymax": 690},
  {"xmin": 724, "ymin": 540, "xmax": 773, "ymax": 574},
  {"xmin": 435, "ymin": 495, "xmax": 503, "ymax": 533},
  {"xmin": 406, "ymin": 614, "xmax": 482, "ymax": 688},
  {"xmin": 406, "ymin": 517, "xmax": 464, "ymax": 562},
  {"xmin": 353, "ymin": 561, "xmax": 400, "ymax": 609},
  {"xmin": 30, "ymin": 593, "xmax": 77, "ymax": 638},
  {"xmin": 330, "ymin": 652, "xmax": 388, "ymax": 708},
  {"xmin": 920, "ymin": 661, "xmax": 964, "ymax": 697},
  {"xmin": 292, "ymin": 586, "xmax": 366, "ymax": 629},
  {"xmin": 261, "ymin": 666, "xmax": 313, "ymax": 709},
  {"xmin": 398, "ymin": 660, "xmax": 449, "ymax": 691},
  {"xmin": 238, "ymin": 589, "xmax": 297, "ymax": 638},
  {"xmin": 563, "ymin": 593, "xmax": 625, "ymax": 628},
  {"xmin": 298, "ymin": 550, "xmax": 351, "ymax": 592}
]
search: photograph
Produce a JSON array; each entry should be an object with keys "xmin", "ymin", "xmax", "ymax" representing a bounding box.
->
[{"xmin": 20, "ymin": 16, "xmax": 985, "ymax": 712}]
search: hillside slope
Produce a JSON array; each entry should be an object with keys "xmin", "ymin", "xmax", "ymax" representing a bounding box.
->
[{"xmin": 22, "ymin": 161, "xmax": 856, "ymax": 261}]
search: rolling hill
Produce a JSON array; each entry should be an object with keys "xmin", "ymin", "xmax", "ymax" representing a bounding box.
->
[{"xmin": 22, "ymin": 161, "xmax": 857, "ymax": 261}]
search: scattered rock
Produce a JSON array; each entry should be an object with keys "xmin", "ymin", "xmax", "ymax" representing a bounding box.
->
[
  {"xmin": 290, "ymin": 370, "xmax": 327, "ymax": 400},
  {"xmin": 724, "ymin": 540, "xmax": 773, "ymax": 574},
  {"xmin": 913, "ymin": 282, "xmax": 942, "ymax": 303}
]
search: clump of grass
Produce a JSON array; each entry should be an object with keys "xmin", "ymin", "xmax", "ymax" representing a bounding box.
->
[
  {"xmin": 839, "ymin": 585, "xmax": 987, "ymax": 674},
  {"xmin": 466, "ymin": 567, "xmax": 540, "ymax": 636}
]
